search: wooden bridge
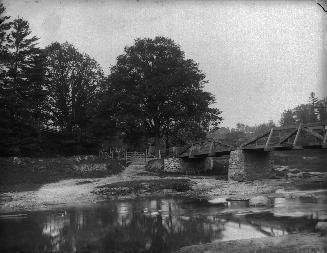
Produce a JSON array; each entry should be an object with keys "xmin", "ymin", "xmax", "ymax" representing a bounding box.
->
[
  {"xmin": 179, "ymin": 140, "xmax": 234, "ymax": 158},
  {"xmin": 179, "ymin": 122, "xmax": 327, "ymax": 159}
]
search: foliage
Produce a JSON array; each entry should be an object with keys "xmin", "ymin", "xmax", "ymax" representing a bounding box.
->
[
  {"xmin": 0, "ymin": 3, "xmax": 223, "ymax": 155},
  {"xmin": 0, "ymin": 12, "xmax": 46, "ymax": 155},
  {"xmin": 208, "ymin": 120, "xmax": 276, "ymax": 146},
  {"xmin": 280, "ymin": 92, "xmax": 327, "ymax": 126},
  {"xmin": 280, "ymin": 109, "xmax": 296, "ymax": 126},
  {"xmin": 105, "ymin": 36, "xmax": 222, "ymax": 152},
  {"xmin": 44, "ymin": 42, "xmax": 105, "ymax": 133}
]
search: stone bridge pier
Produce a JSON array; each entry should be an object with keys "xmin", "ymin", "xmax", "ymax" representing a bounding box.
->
[{"xmin": 228, "ymin": 149, "xmax": 273, "ymax": 181}]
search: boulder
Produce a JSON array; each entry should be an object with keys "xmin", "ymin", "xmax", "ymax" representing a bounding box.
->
[
  {"xmin": 13, "ymin": 157, "xmax": 23, "ymax": 165},
  {"xmin": 316, "ymin": 222, "xmax": 327, "ymax": 234},
  {"xmin": 274, "ymin": 166, "xmax": 288, "ymax": 172},
  {"xmin": 249, "ymin": 196, "xmax": 270, "ymax": 207},
  {"xmin": 274, "ymin": 166, "xmax": 289, "ymax": 177},
  {"xmin": 288, "ymin": 168, "xmax": 300, "ymax": 174},
  {"xmin": 287, "ymin": 172, "xmax": 303, "ymax": 179},
  {"xmin": 208, "ymin": 197, "xmax": 227, "ymax": 205}
]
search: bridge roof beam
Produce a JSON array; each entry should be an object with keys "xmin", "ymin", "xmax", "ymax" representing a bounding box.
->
[
  {"xmin": 293, "ymin": 123, "xmax": 302, "ymax": 147},
  {"xmin": 264, "ymin": 128, "xmax": 274, "ymax": 151},
  {"xmin": 302, "ymin": 127, "xmax": 324, "ymax": 141}
]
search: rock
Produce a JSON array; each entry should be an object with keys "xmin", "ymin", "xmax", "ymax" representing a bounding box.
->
[
  {"xmin": 302, "ymin": 172, "xmax": 324, "ymax": 178},
  {"xmin": 316, "ymin": 222, "xmax": 327, "ymax": 234},
  {"xmin": 287, "ymin": 172, "xmax": 303, "ymax": 178},
  {"xmin": 249, "ymin": 196, "xmax": 270, "ymax": 207},
  {"xmin": 208, "ymin": 197, "xmax": 227, "ymax": 205},
  {"xmin": 299, "ymin": 194, "xmax": 318, "ymax": 203},
  {"xmin": 150, "ymin": 211, "xmax": 160, "ymax": 216},
  {"xmin": 289, "ymin": 168, "xmax": 300, "ymax": 174},
  {"xmin": 13, "ymin": 157, "xmax": 23, "ymax": 165},
  {"xmin": 274, "ymin": 166, "xmax": 289, "ymax": 177}
]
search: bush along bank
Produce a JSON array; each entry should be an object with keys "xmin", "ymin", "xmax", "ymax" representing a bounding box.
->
[{"xmin": 0, "ymin": 156, "xmax": 125, "ymax": 192}]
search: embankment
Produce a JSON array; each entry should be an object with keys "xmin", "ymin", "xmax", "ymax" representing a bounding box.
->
[{"xmin": 0, "ymin": 156, "xmax": 125, "ymax": 192}]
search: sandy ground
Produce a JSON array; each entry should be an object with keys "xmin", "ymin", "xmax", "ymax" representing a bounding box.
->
[
  {"xmin": 0, "ymin": 164, "xmax": 143, "ymax": 212},
  {"xmin": 1, "ymin": 164, "xmax": 326, "ymax": 213},
  {"xmin": 174, "ymin": 233, "xmax": 327, "ymax": 253},
  {"xmin": 0, "ymin": 164, "xmax": 183, "ymax": 212}
]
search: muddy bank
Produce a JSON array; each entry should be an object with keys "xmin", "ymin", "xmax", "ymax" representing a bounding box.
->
[
  {"xmin": 174, "ymin": 234, "xmax": 327, "ymax": 253},
  {"xmin": 0, "ymin": 156, "xmax": 125, "ymax": 192},
  {"xmin": 1, "ymin": 163, "xmax": 327, "ymax": 213}
]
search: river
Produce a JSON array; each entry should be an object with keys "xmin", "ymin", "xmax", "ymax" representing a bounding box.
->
[{"xmin": 0, "ymin": 186, "xmax": 326, "ymax": 253}]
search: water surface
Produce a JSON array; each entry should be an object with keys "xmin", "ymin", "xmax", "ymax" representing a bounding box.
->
[{"xmin": 0, "ymin": 190, "xmax": 326, "ymax": 253}]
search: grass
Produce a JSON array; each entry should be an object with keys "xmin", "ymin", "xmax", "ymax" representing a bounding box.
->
[
  {"xmin": 95, "ymin": 178, "xmax": 193, "ymax": 197},
  {"xmin": 0, "ymin": 156, "xmax": 125, "ymax": 192}
]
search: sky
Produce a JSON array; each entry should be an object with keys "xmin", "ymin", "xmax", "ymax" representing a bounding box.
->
[{"xmin": 3, "ymin": 0, "xmax": 326, "ymax": 128}]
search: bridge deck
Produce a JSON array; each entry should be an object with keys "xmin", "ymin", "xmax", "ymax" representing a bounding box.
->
[{"xmin": 179, "ymin": 122, "xmax": 327, "ymax": 159}]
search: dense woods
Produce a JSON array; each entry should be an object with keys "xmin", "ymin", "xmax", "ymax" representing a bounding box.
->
[{"xmin": 0, "ymin": 4, "xmax": 221, "ymax": 156}]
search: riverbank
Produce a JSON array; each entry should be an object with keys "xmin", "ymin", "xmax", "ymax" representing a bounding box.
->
[
  {"xmin": 1, "ymin": 162, "xmax": 327, "ymax": 212},
  {"xmin": 174, "ymin": 233, "xmax": 327, "ymax": 253},
  {"xmin": 0, "ymin": 156, "xmax": 125, "ymax": 192},
  {"xmin": 1, "ymin": 163, "xmax": 327, "ymax": 252}
]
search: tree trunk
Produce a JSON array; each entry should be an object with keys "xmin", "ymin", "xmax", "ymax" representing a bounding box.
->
[
  {"xmin": 165, "ymin": 134, "xmax": 169, "ymax": 156},
  {"xmin": 154, "ymin": 134, "xmax": 160, "ymax": 157}
]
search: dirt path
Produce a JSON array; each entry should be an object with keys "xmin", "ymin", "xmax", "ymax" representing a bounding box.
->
[{"xmin": 0, "ymin": 164, "xmax": 152, "ymax": 212}]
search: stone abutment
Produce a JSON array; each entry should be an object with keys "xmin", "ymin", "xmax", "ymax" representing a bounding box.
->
[{"xmin": 228, "ymin": 149, "xmax": 273, "ymax": 181}]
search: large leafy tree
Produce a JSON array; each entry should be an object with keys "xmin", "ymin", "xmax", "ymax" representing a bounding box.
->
[
  {"xmin": 106, "ymin": 36, "xmax": 222, "ymax": 152},
  {"xmin": 44, "ymin": 42, "xmax": 105, "ymax": 135}
]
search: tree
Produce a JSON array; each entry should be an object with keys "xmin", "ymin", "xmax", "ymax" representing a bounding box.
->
[
  {"xmin": 280, "ymin": 109, "xmax": 296, "ymax": 126},
  {"xmin": 107, "ymin": 36, "xmax": 222, "ymax": 152},
  {"xmin": 0, "ymin": 3, "xmax": 11, "ymax": 70},
  {"xmin": 316, "ymin": 97, "xmax": 327, "ymax": 122},
  {"xmin": 0, "ymin": 15, "xmax": 46, "ymax": 155},
  {"xmin": 253, "ymin": 120, "xmax": 276, "ymax": 136},
  {"xmin": 309, "ymin": 92, "xmax": 319, "ymax": 122},
  {"xmin": 0, "ymin": 3, "xmax": 12, "ymax": 154},
  {"xmin": 44, "ymin": 42, "xmax": 105, "ymax": 135},
  {"xmin": 279, "ymin": 92, "xmax": 327, "ymax": 126}
]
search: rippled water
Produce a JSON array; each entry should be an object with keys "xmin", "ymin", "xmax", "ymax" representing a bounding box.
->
[{"xmin": 0, "ymin": 190, "xmax": 326, "ymax": 253}]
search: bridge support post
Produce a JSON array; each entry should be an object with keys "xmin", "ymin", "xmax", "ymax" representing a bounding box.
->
[{"xmin": 228, "ymin": 149, "xmax": 273, "ymax": 181}]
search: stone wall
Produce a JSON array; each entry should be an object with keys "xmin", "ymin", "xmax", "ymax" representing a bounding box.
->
[
  {"xmin": 146, "ymin": 157, "xmax": 228, "ymax": 175},
  {"xmin": 228, "ymin": 149, "xmax": 273, "ymax": 181},
  {"xmin": 164, "ymin": 158, "xmax": 183, "ymax": 173}
]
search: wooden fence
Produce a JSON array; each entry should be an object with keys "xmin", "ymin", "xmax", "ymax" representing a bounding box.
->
[{"xmin": 99, "ymin": 150, "xmax": 160, "ymax": 164}]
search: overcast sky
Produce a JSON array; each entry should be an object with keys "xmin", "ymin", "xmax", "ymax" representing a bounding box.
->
[{"xmin": 3, "ymin": 0, "xmax": 326, "ymax": 128}]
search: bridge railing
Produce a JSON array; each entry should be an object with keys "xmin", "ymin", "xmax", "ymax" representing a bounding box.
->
[
  {"xmin": 179, "ymin": 122, "xmax": 327, "ymax": 158},
  {"xmin": 241, "ymin": 122, "xmax": 327, "ymax": 150},
  {"xmin": 179, "ymin": 140, "xmax": 235, "ymax": 158}
]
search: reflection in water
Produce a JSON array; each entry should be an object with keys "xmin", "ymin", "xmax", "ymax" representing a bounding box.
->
[{"xmin": 0, "ymin": 196, "xmax": 324, "ymax": 253}]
